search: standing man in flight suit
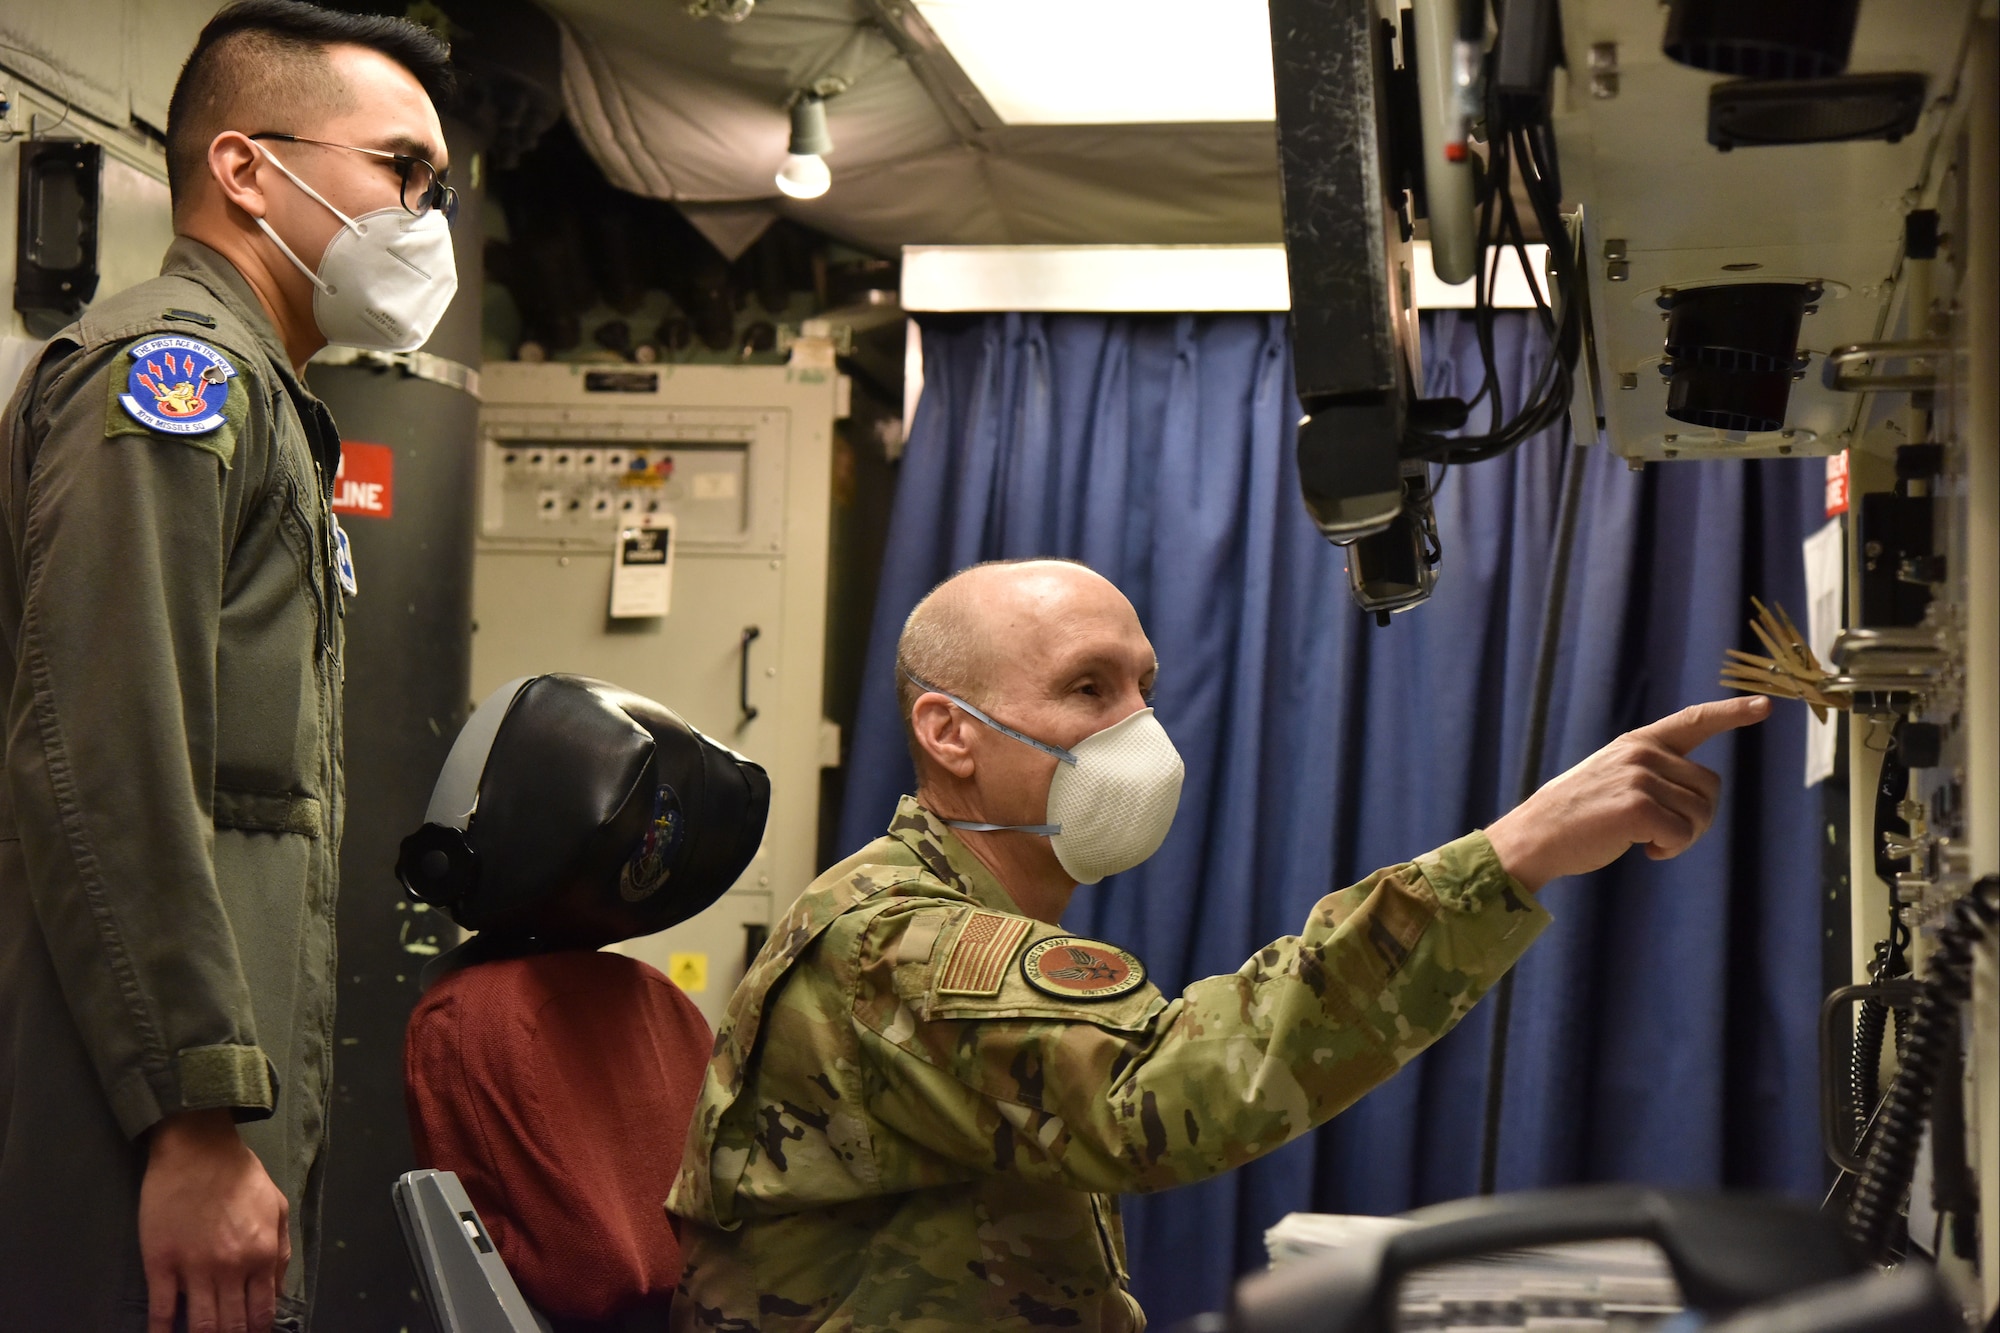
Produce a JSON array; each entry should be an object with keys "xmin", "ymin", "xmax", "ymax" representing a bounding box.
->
[
  {"xmin": 670, "ymin": 558, "xmax": 1770, "ymax": 1331},
  {"xmin": 0, "ymin": 5, "xmax": 457, "ymax": 1330}
]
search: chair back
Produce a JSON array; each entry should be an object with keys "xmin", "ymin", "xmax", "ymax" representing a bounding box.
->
[
  {"xmin": 403, "ymin": 949, "xmax": 714, "ymax": 1323},
  {"xmin": 394, "ymin": 1168, "xmax": 550, "ymax": 1333}
]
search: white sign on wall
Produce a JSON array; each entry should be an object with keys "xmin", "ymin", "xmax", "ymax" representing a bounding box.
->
[
  {"xmin": 1802, "ymin": 517, "xmax": 1844, "ymax": 787},
  {"xmin": 609, "ymin": 514, "xmax": 675, "ymax": 619}
]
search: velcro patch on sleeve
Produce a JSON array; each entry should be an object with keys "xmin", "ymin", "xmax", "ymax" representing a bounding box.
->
[
  {"xmin": 1021, "ymin": 937, "xmax": 1147, "ymax": 1001},
  {"xmin": 934, "ymin": 910, "xmax": 1033, "ymax": 998},
  {"xmin": 105, "ymin": 334, "xmax": 245, "ymax": 466},
  {"xmin": 894, "ymin": 911, "xmax": 949, "ymax": 966}
]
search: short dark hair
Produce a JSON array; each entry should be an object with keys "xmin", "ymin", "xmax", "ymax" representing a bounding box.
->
[{"xmin": 165, "ymin": 0, "xmax": 454, "ymax": 211}]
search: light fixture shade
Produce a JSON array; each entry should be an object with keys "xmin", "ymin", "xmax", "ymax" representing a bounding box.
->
[
  {"xmin": 775, "ymin": 153, "xmax": 831, "ymax": 199},
  {"xmin": 787, "ymin": 93, "xmax": 833, "ymax": 157}
]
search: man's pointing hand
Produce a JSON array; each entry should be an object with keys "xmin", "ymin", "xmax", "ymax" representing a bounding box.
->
[{"xmin": 1483, "ymin": 695, "xmax": 1772, "ymax": 892}]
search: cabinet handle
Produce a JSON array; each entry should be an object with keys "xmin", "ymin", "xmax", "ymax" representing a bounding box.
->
[
  {"xmin": 743, "ymin": 922, "xmax": 771, "ymax": 973},
  {"xmin": 1824, "ymin": 339, "xmax": 1947, "ymax": 393},
  {"xmin": 738, "ymin": 626, "xmax": 761, "ymax": 727}
]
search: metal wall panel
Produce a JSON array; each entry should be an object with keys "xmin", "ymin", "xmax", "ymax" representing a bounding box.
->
[{"xmin": 473, "ymin": 360, "xmax": 838, "ymax": 1029}]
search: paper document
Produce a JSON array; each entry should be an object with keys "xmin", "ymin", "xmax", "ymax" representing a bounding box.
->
[
  {"xmin": 1802, "ymin": 517, "xmax": 1844, "ymax": 787},
  {"xmin": 609, "ymin": 515, "xmax": 675, "ymax": 619}
]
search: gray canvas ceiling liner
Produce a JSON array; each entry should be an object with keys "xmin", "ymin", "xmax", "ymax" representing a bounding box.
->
[{"xmin": 548, "ymin": 0, "xmax": 1286, "ymax": 258}]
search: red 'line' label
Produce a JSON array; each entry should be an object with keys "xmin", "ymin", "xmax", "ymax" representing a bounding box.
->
[{"xmin": 332, "ymin": 442, "xmax": 394, "ymax": 519}]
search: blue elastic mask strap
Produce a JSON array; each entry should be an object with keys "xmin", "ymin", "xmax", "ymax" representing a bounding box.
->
[
  {"xmin": 942, "ymin": 819, "xmax": 1062, "ymax": 834},
  {"xmin": 901, "ymin": 667, "xmax": 1078, "ymax": 765},
  {"xmin": 901, "ymin": 666, "xmax": 1068, "ymax": 836}
]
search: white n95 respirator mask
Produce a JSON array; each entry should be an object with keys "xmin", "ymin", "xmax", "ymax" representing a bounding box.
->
[
  {"xmin": 253, "ymin": 144, "xmax": 458, "ymax": 353},
  {"xmin": 905, "ymin": 670, "xmax": 1185, "ymax": 885}
]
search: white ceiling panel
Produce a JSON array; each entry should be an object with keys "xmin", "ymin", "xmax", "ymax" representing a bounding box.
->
[
  {"xmin": 910, "ymin": 0, "xmax": 1276, "ymax": 124},
  {"xmin": 545, "ymin": 0, "xmax": 1285, "ymax": 256}
]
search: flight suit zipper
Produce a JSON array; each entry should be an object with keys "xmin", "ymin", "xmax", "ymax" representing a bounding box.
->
[{"xmin": 278, "ymin": 476, "xmax": 331, "ymax": 661}]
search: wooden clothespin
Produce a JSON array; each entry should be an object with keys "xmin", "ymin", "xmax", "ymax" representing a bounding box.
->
[{"xmin": 1720, "ymin": 598, "xmax": 1844, "ymax": 721}]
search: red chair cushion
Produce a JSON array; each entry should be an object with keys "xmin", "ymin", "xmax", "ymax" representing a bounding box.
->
[{"xmin": 403, "ymin": 950, "xmax": 713, "ymax": 1322}]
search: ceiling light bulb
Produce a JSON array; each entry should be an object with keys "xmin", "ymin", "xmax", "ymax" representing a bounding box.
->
[
  {"xmin": 776, "ymin": 93, "xmax": 834, "ymax": 199},
  {"xmin": 775, "ymin": 153, "xmax": 830, "ymax": 199},
  {"xmin": 787, "ymin": 93, "xmax": 833, "ymax": 155}
]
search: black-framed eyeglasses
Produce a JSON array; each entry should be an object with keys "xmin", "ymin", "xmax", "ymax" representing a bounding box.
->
[{"xmin": 250, "ymin": 132, "xmax": 459, "ymax": 223}]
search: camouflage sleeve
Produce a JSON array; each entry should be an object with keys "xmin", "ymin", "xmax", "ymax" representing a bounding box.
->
[{"xmin": 849, "ymin": 833, "xmax": 1548, "ymax": 1194}]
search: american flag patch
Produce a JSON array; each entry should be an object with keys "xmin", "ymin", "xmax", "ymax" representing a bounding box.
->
[{"xmin": 935, "ymin": 911, "xmax": 1033, "ymax": 997}]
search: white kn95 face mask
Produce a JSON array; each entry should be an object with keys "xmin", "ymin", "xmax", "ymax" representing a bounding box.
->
[
  {"xmin": 904, "ymin": 669, "xmax": 1185, "ymax": 885},
  {"xmin": 253, "ymin": 144, "xmax": 458, "ymax": 353}
]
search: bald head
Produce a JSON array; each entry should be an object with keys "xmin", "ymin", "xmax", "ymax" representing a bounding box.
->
[{"xmin": 896, "ymin": 560, "xmax": 1156, "ymax": 771}]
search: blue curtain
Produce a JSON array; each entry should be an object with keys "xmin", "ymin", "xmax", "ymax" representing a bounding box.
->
[{"xmin": 837, "ymin": 311, "xmax": 1829, "ymax": 1326}]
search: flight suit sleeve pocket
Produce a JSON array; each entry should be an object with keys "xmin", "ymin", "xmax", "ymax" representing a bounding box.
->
[
  {"xmin": 175, "ymin": 1043, "xmax": 276, "ymax": 1120},
  {"xmin": 212, "ymin": 788, "xmax": 324, "ymax": 838}
]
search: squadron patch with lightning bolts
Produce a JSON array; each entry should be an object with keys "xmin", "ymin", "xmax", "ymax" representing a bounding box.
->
[
  {"xmin": 118, "ymin": 336, "xmax": 237, "ymax": 436},
  {"xmin": 1020, "ymin": 935, "xmax": 1147, "ymax": 1001}
]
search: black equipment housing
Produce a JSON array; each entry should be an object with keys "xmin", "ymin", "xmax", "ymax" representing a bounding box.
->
[
  {"xmin": 1664, "ymin": 0, "xmax": 1862, "ymax": 80},
  {"xmin": 1270, "ymin": 0, "xmax": 1420, "ymax": 541},
  {"xmin": 1708, "ymin": 74, "xmax": 1928, "ymax": 150},
  {"xmin": 1231, "ymin": 1185, "xmax": 1859, "ymax": 1333},
  {"xmin": 1658, "ymin": 283, "xmax": 1818, "ymax": 433},
  {"xmin": 396, "ymin": 674, "xmax": 770, "ymax": 948},
  {"xmin": 13, "ymin": 140, "xmax": 101, "ymax": 337}
]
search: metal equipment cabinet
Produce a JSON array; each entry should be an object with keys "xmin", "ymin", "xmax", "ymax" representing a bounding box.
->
[{"xmin": 472, "ymin": 360, "xmax": 839, "ymax": 1027}]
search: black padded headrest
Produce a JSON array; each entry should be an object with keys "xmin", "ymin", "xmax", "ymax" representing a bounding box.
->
[{"xmin": 396, "ymin": 675, "xmax": 769, "ymax": 948}]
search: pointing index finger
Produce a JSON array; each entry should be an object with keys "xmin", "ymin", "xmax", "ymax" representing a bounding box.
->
[{"xmin": 1635, "ymin": 695, "xmax": 1772, "ymax": 755}]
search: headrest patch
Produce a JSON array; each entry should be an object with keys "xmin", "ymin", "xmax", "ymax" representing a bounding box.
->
[{"xmin": 619, "ymin": 784, "xmax": 684, "ymax": 902}]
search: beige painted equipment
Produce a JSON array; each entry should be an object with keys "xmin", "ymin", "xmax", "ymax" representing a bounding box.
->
[
  {"xmin": 472, "ymin": 360, "xmax": 838, "ymax": 1028},
  {"xmin": 1550, "ymin": 0, "xmax": 1983, "ymax": 463},
  {"xmin": 1554, "ymin": 2, "xmax": 1996, "ymax": 1318}
]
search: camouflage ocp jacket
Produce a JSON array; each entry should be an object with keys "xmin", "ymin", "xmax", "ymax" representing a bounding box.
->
[{"xmin": 668, "ymin": 796, "xmax": 1550, "ymax": 1332}]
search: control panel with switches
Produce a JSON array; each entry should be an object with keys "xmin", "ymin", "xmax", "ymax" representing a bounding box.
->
[
  {"xmin": 479, "ymin": 394, "xmax": 788, "ymax": 554},
  {"xmin": 471, "ymin": 361, "xmax": 840, "ymax": 1029},
  {"xmin": 485, "ymin": 439, "xmax": 752, "ymax": 544}
]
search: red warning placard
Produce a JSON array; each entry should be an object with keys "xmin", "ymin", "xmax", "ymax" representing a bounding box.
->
[
  {"xmin": 333, "ymin": 441, "xmax": 394, "ymax": 519},
  {"xmin": 1824, "ymin": 450, "xmax": 1849, "ymax": 518}
]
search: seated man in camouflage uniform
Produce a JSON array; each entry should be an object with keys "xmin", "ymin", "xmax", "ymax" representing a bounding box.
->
[{"xmin": 668, "ymin": 558, "xmax": 1767, "ymax": 1331}]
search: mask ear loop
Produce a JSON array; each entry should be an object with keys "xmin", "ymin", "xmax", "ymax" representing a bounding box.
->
[
  {"xmin": 250, "ymin": 143, "xmax": 363, "ymax": 297},
  {"xmin": 900, "ymin": 666, "xmax": 1078, "ymax": 764},
  {"xmin": 900, "ymin": 665, "xmax": 1067, "ymax": 836}
]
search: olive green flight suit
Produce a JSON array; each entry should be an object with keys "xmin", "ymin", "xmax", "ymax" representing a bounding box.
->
[
  {"xmin": 669, "ymin": 797, "xmax": 1551, "ymax": 1331},
  {"xmin": 0, "ymin": 237, "xmax": 346, "ymax": 1331}
]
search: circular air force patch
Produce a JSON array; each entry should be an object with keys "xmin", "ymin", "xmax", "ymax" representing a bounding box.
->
[
  {"xmin": 618, "ymin": 784, "xmax": 684, "ymax": 902},
  {"xmin": 1021, "ymin": 936, "xmax": 1146, "ymax": 1001},
  {"xmin": 119, "ymin": 336, "xmax": 235, "ymax": 436}
]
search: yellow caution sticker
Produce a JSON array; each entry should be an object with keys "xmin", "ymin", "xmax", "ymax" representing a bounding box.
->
[{"xmin": 667, "ymin": 951, "xmax": 709, "ymax": 993}]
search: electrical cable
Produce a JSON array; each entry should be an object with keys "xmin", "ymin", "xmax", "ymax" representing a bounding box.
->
[
  {"xmin": 1405, "ymin": 112, "xmax": 1580, "ymax": 465},
  {"xmin": 1842, "ymin": 876, "xmax": 1999, "ymax": 1259},
  {"xmin": 1476, "ymin": 975, "xmax": 1517, "ymax": 1195},
  {"xmin": 1848, "ymin": 944, "xmax": 1890, "ymax": 1142},
  {"xmin": 0, "ymin": 42, "xmax": 74, "ymax": 140},
  {"xmin": 1476, "ymin": 413, "xmax": 1583, "ymax": 1195},
  {"xmin": 1822, "ymin": 1090, "xmax": 1891, "ymax": 1212},
  {"xmin": 1455, "ymin": 23, "xmax": 1596, "ymax": 1192},
  {"xmin": 1831, "ymin": 763, "xmax": 1924, "ymax": 1183}
]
